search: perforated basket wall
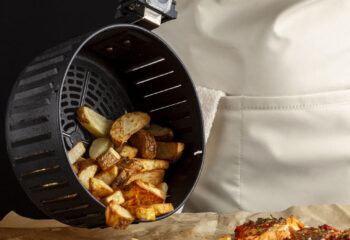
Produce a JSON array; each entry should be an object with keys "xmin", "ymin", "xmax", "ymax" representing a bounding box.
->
[{"xmin": 5, "ymin": 24, "xmax": 204, "ymax": 228}]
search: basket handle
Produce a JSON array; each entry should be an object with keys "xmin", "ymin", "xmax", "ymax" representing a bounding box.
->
[{"xmin": 115, "ymin": 0, "xmax": 177, "ymax": 30}]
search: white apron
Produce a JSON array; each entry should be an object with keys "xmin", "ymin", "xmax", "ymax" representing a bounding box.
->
[{"xmin": 155, "ymin": 0, "xmax": 350, "ymax": 213}]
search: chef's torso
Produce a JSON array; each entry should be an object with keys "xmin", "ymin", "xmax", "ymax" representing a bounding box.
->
[{"xmin": 155, "ymin": 0, "xmax": 350, "ymax": 213}]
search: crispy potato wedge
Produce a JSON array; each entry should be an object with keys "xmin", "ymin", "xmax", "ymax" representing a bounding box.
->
[
  {"xmin": 78, "ymin": 164, "xmax": 98, "ymax": 190},
  {"xmin": 89, "ymin": 138, "xmax": 113, "ymax": 160},
  {"xmin": 105, "ymin": 201, "xmax": 134, "ymax": 230},
  {"xmin": 135, "ymin": 205, "xmax": 156, "ymax": 221},
  {"xmin": 152, "ymin": 203, "xmax": 174, "ymax": 216},
  {"xmin": 97, "ymin": 147, "xmax": 121, "ymax": 171},
  {"xmin": 119, "ymin": 144, "xmax": 138, "ymax": 159},
  {"xmin": 110, "ymin": 112, "xmax": 151, "ymax": 147},
  {"xmin": 95, "ymin": 165, "xmax": 118, "ymax": 185},
  {"xmin": 157, "ymin": 182, "xmax": 168, "ymax": 196},
  {"xmin": 90, "ymin": 177, "xmax": 114, "ymax": 198},
  {"xmin": 77, "ymin": 106, "xmax": 114, "ymax": 138},
  {"xmin": 123, "ymin": 180, "xmax": 165, "ymax": 205},
  {"xmin": 156, "ymin": 142, "xmax": 184, "ymax": 163},
  {"xmin": 125, "ymin": 170, "xmax": 165, "ymax": 186},
  {"xmin": 67, "ymin": 142, "xmax": 86, "ymax": 164},
  {"xmin": 129, "ymin": 129, "xmax": 157, "ymax": 159},
  {"xmin": 133, "ymin": 158, "xmax": 169, "ymax": 171},
  {"xmin": 147, "ymin": 124, "xmax": 174, "ymax": 142},
  {"xmin": 103, "ymin": 190, "xmax": 125, "ymax": 205}
]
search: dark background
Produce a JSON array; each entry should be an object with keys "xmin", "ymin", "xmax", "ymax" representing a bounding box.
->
[{"xmin": 0, "ymin": 0, "xmax": 121, "ymax": 219}]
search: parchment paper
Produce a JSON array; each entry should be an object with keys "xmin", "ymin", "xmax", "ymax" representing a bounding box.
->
[{"xmin": 1, "ymin": 204, "xmax": 350, "ymax": 240}]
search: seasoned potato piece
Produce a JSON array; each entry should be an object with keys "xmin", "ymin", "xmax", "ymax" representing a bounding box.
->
[
  {"xmin": 110, "ymin": 112, "xmax": 151, "ymax": 147},
  {"xmin": 129, "ymin": 129, "xmax": 157, "ymax": 159},
  {"xmin": 157, "ymin": 182, "xmax": 168, "ymax": 196},
  {"xmin": 103, "ymin": 190, "xmax": 125, "ymax": 205},
  {"xmin": 77, "ymin": 106, "xmax": 114, "ymax": 138},
  {"xmin": 119, "ymin": 145, "xmax": 138, "ymax": 159},
  {"xmin": 147, "ymin": 124, "xmax": 174, "ymax": 141},
  {"xmin": 156, "ymin": 142, "xmax": 184, "ymax": 163},
  {"xmin": 125, "ymin": 170, "xmax": 165, "ymax": 186},
  {"xmin": 72, "ymin": 164, "xmax": 79, "ymax": 174},
  {"xmin": 97, "ymin": 147, "xmax": 121, "ymax": 171},
  {"xmin": 133, "ymin": 158, "xmax": 169, "ymax": 171},
  {"xmin": 123, "ymin": 180, "xmax": 165, "ymax": 205},
  {"xmin": 152, "ymin": 203, "xmax": 174, "ymax": 216},
  {"xmin": 135, "ymin": 205, "xmax": 156, "ymax": 221},
  {"xmin": 90, "ymin": 178, "xmax": 114, "ymax": 198},
  {"xmin": 89, "ymin": 138, "xmax": 113, "ymax": 160},
  {"xmin": 112, "ymin": 168, "xmax": 136, "ymax": 190},
  {"xmin": 67, "ymin": 142, "xmax": 86, "ymax": 164},
  {"xmin": 95, "ymin": 165, "xmax": 118, "ymax": 185},
  {"xmin": 105, "ymin": 201, "xmax": 134, "ymax": 229},
  {"xmin": 78, "ymin": 164, "xmax": 98, "ymax": 190},
  {"xmin": 74, "ymin": 158, "xmax": 96, "ymax": 170}
]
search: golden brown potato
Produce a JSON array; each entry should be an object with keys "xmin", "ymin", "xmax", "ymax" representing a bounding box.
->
[
  {"xmin": 97, "ymin": 147, "xmax": 121, "ymax": 171},
  {"xmin": 133, "ymin": 158, "xmax": 169, "ymax": 171},
  {"xmin": 125, "ymin": 170, "xmax": 165, "ymax": 186},
  {"xmin": 77, "ymin": 106, "xmax": 114, "ymax": 138},
  {"xmin": 67, "ymin": 142, "xmax": 86, "ymax": 164},
  {"xmin": 156, "ymin": 142, "xmax": 184, "ymax": 163},
  {"xmin": 123, "ymin": 180, "xmax": 165, "ymax": 205},
  {"xmin": 151, "ymin": 203, "xmax": 174, "ymax": 216},
  {"xmin": 90, "ymin": 178, "xmax": 114, "ymax": 198},
  {"xmin": 147, "ymin": 124, "xmax": 174, "ymax": 141},
  {"xmin": 95, "ymin": 165, "xmax": 118, "ymax": 185},
  {"xmin": 105, "ymin": 201, "xmax": 134, "ymax": 229},
  {"xmin": 110, "ymin": 112, "xmax": 150, "ymax": 147},
  {"xmin": 72, "ymin": 164, "xmax": 79, "ymax": 174},
  {"xmin": 103, "ymin": 190, "xmax": 125, "ymax": 205},
  {"xmin": 74, "ymin": 158, "xmax": 96, "ymax": 171},
  {"xmin": 119, "ymin": 145, "xmax": 138, "ymax": 159},
  {"xmin": 129, "ymin": 129, "xmax": 157, "ymax": 159},
  {"xmin": 135, "ymin": 205, "xmax": 156, "ymax": 221},
  {"xmin": 89, "ymin": 138, "xmax": 113, "ymax": 160},
  {"xmin": 78, "ymin": 164, "xmax": 98, "ymax": 190},
  {"xmin": 219, "ymin": 235, "xmax": 232, "ymax": 240},
  {"xmin": 157, "ymin": 182, "xmax": 168, "ymax": 196}
]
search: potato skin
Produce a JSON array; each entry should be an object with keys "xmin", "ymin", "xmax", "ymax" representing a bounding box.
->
[{"xmin": 129, "ymin": 129, "xmax": 157, "ymax": 159}]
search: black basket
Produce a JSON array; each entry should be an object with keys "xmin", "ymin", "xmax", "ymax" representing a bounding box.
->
[{"xmin": 5, "ymin": 24, "xmax": 204, "ymax": 228}]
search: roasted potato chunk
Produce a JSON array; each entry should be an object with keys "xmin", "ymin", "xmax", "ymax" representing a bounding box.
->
[
  {"xmin": 97, "ymin": 147, "xmax": 121, "ymax": 171},
  {"xmin": 110, "ymin": 112, "xmax": 150, "ymax": 147},
  {"xmin": 119, "ymin": 144, "xmax": 138, "ymax": 159},
  {"xmin": 157, "ymin": 182, "xmax": 168, "ymax": 196},
  {"xmin": 95, "ymin": 165, "xmax": 118, "ymax": 185},
  {"xmin": 135, "ymin": 205, "xmax": 156, "ymax": 221},
  {"xmin": 133, "ymin": 158, "xmax": 169, "ymax": 171},
  {"xmin": 123, "ymin": 180, "xmax": 165, "ymax": 205},
  {"xmin": 72, "ymin": 164, "xmax": 79, "ymax": 174},
  {"xmin": 129, "ymin": 129, "xmax": 157, "ymax": 159},
  {"xmin": 90, "ymin": 177, "xmax": 114, "ymax": 198},
  {"xmin": 74, "ymin": 158, "xmax": 96, "ymax": 171},
  {"xmin": 125, "ymin": 170, "xmax": 165, "ymax": 186},
  {"xmin": 103, "ymin": 190, "xmax": 125, "ymax": 205},
  {"xmin": 105, "ymin": 201, "xmax": 134, "ymax": 229},
  {"xmin": 67, "ymin": 142, "xmax": 86, "ymax": 164},
  {"xmin": 152, "ymin": 203, "xmax": 174, "ymax": 216},
  {"xmin": 77, "ymin": 106, "xmax": 114, "ymax": 138},
  {"xmin": 156, "ymin": 142, "xmax": 184, "ymax": 163},
  {"xmin": 147, "ymin": 124, "xmax": 174, "ymax": 141},
  {"xmin": 78, "ymin": 164, "xmax": 98, "ymax": 190},
  {"xmin": 89, "ymin": 138, "xmax": 113, "ymax": 160}
]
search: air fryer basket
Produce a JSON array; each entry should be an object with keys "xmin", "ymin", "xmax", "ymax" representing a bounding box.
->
[{"xmin": 5, "ymin": 24, "xmax": 204, "ymax": 228}]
